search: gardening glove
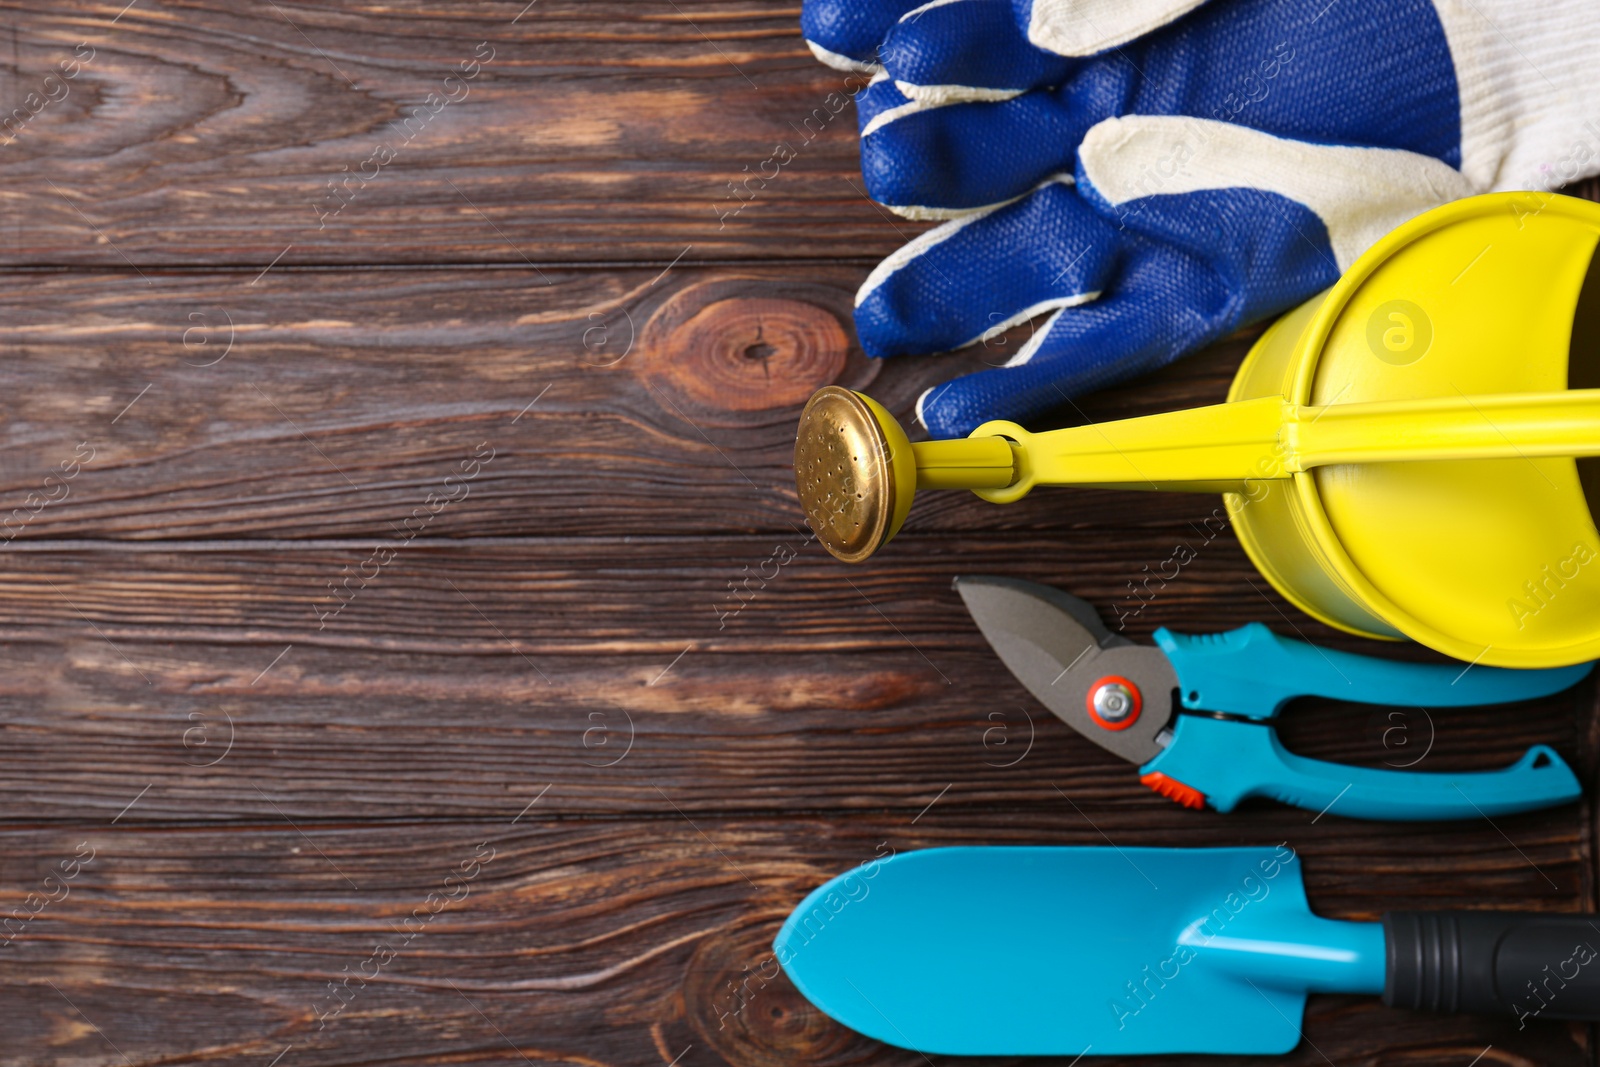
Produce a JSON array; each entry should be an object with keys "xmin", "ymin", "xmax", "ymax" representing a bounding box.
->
[{"xmin": 803, "ymin": 0, "xmax": 1600, "ymax": 438}]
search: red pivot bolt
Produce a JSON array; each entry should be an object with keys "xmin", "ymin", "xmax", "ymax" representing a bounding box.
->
[{"xmin": 1085, "ymin": 676, "xmax": 1141, "ymax": 731}]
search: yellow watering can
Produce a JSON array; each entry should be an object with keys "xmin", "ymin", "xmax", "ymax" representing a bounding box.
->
[{"xmin": 795, "ymin": 193, "xmax": 1600, "ymax": 668}]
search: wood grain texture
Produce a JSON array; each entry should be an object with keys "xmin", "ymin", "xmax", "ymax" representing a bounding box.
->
[
  {"xmin": 2, "ymin": 2, "xmax": 1598, "ymax": 1065},
  {"xmin": 0, "ymin": 264, "xmax": 1252, "ymax": 541},
  {"xmin": 0, "ymin": 817, "xmax": 1592, "ymax": 1067},
  {"xmin": 0, "ymin": 1, "xmax": 908, "ymax": 267},
  {"xmin": 0, "ymin": 537, "xmax": 1589, "ymax": 822}
]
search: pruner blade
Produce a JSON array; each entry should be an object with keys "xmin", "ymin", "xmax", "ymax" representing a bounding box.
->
[{"xmin": 954, "ymin": 576, "xmax": 1176, "ymax": 766}]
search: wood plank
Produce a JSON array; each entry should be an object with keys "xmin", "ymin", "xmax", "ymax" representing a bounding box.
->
[
  {"xmin": 0, "ymin": 533, "xmax": 1556, "ymax": 656},
  {"xmin": 0, "ymin": 536, "xmax": 1587, "ymax": 821},
  {"xmin": 0, "ymin": 1, "xmax": 912, "ymax": 266},
  {"xmin": 1, "ymin": 4, "xmax": 1593, "ymax": 272},
  {"xmin": 0, "ymin": 815, "xmax": 1588, "ymax": 1066},
  {"xmin": 0, "ymin": 263, "xmax": 1258, "ymax": 541}
]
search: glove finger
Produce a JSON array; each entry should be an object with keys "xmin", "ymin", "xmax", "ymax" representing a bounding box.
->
[
  {"xmin": 855, "ymin": 177, "xmax": 1119, "ymax": 360},
  {"xmin": 916, "ymin": 243, "xmax": 1230, "ymax": 438},
  {"xmin": 802, "ymin": 0, "xmax": 924, "ymax": 71},
  {"xmin": 879, "ymin": 0, "xmax": 1218, "ymax": 101},
  {"xmin": 880, "ymin": 0, "xmax": 1074, "ymax": 103},
  {"xmin": 1023, "ymin": 0, "xmax": 1211, "ymax": 58},
  {"xmin": 859, "ymin": 80, "xmax": 1089, "ymax": 212},
  {"xmin": 1074, "ymin": 116, "xmax": 1472, "ymax": 274}
]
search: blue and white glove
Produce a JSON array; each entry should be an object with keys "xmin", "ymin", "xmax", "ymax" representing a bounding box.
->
[{"xmin": 803, "ymin": 0, "xmax": 1600, "ymax": 438}]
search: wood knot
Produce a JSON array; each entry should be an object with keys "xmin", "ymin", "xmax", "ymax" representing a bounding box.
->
[
  {"xmin": 637, "ymin": 277, "xmax": 870, "ymax": 426},
  {"xmin": 683, "ymin": 918, "xmax": 867, "ymax": 1065},
  {"xmin": 661, "ymin": 297, "xmax": 846, "ymax": 410}
]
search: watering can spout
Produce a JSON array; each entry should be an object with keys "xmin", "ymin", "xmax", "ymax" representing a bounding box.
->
[
  {"xmin": 796, "ymin": 385, "xmax": 1600, "ymax": 564},
  {"xmin": 793, "ymin": 387, "xmax": 1293, "ymax": 563}
]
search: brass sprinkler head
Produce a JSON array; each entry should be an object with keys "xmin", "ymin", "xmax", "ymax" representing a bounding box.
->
[{"xmin": 794, "ymin": 387, "xmax": 1016, "ymax": 563}]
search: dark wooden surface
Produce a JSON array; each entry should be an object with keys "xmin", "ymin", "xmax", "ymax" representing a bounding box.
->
[{"xmin": 0, "ymin": 3, "xmax": 1597, "ymax": 1065}]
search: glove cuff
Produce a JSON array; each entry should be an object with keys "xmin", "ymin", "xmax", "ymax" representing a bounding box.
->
[{"xmin": 1435, "ymin": 0, "xmax": 1600, "ymax": 192}]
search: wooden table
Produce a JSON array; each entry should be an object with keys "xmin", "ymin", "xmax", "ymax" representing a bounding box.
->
[{"xmin": 1, "ymin": 3, "xmax": 1595, "ymax": 1064}]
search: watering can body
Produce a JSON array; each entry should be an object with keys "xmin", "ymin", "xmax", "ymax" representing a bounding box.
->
[
  {"xmin": 1218, "ymin": 192, "xmax": 1600, "ymax": 666},
  {"xmin": 796, "ymin": 193, "xmax": 1600, "ymax": 667}
]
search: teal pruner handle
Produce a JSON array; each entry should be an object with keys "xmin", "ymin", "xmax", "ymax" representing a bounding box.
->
[
  {"xmin": 1155, "ymin": 623, "xmax": 1593, "ymax": 720},
  {"xmin": 1140, "ymin": 715, "xmax": 1581, "ymax": 821}
]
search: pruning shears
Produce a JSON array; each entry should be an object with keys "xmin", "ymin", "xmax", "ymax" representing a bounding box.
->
[{"xmin": 956, "ymin": 576, "xmax": 1592, "ymax": 821}]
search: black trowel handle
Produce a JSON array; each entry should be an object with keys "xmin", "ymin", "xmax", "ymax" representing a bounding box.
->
[{"xmin": 1384, "ymin": 912, "xmax": 1600, "ymax": 1023}]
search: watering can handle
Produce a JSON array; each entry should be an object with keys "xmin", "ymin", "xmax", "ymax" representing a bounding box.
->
[
  {"xmin": 1155, "ymin": 624, "xmax": 1594, "ymax": 720},
  {"xmin": 1141, "ymin": 716, "xmax": 1581, "ymax": 821},
  {"xmin": 1292, "ymin": 388, "xmax": 1600, "ymax": 469},
  {"xmin": 972, "ymin": 388, "xmax": 1600, "ymax": 496}
]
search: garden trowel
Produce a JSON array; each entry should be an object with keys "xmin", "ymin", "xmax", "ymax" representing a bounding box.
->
[{"xmin": 776, "ymin": 846, "xmax": 1600, "ymax": 1055}]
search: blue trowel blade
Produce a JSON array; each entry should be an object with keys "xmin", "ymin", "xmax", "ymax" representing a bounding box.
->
[{"xmin": 775, "ymin": 846, "xmax": 1385, "ymax": 1056}]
